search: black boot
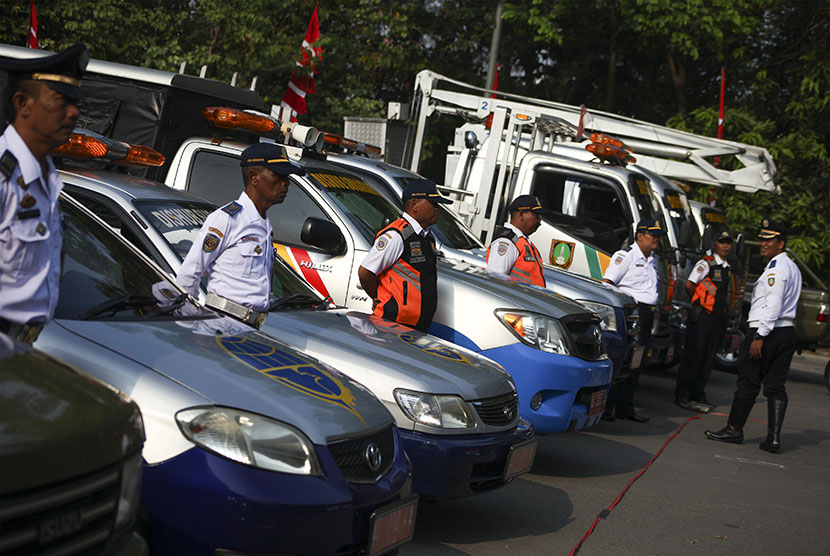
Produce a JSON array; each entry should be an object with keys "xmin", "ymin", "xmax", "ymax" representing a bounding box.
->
[
  {"xmin": 760, "ymin": 399, "xmax": 787, "ymax": 454},
  {"xmin": 705, "ymin": 397, "xmax": 753, "ymax": 443}
]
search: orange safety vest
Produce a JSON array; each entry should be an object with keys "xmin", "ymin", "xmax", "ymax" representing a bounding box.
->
[
  {"xmin": 486, "ymin": 228, "xmax": 546, "ymax": 287},
  {"xmin": 373, "ymin": 218, "xmax": 438, "ymax": 332},
  {"xmin": 691, "ymin": 255, "xmax": 730, "ymax": 315}
]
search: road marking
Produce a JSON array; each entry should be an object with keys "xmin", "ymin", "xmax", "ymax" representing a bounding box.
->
[{"xmin": 715, "ymin": 454, "xmax": 785, "ymax": 469}]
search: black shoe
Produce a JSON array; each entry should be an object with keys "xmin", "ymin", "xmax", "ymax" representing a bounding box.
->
[
  {"xmin": 705, "ymin": 425, "xmax": 744, "ymax": 443},
  {"xmin": 759, "ymin": 437, "xmax": 780, "ymax": 453},
  {"xmin": 759, "ymin": 399, "xmax": 787, "ymax": 454},
  {"xmin": 601, "ymin": 414, "xmax": 616, "ymax": 422},
  {"xmin": 618, "ymin": 413, "xmax": 650, "ymax": 423}
]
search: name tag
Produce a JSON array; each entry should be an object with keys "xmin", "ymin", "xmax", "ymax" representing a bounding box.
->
[{"xmin": 713, "ymin": 269, "xmax": 722, "ymax": 282}]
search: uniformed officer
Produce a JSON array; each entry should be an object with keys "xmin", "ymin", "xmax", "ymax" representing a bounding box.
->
[
  {"xmin": 0, "ymin": 44, "xmax": 88, "ymax": 343},
  {"xmin": 485, "ymin": 194, "xmax": 550, "ymax": 286},
  {"xmin": 176, "ymin": 143, "xmax": 304, "ymax": 328},
  {"xmin": 675, "ymin": 231, "xmax": 733, "ymax": 411},
  {"xmin": 600, "ymin": 218, "xmax": 664, "ymax": 423},
  {"xmin": 705, "ymin": 218, "xmax": 802, "ymax": 453},
  {"xmin": 357, "ymin": 179, "xmax": 452, "ymax": 333}
]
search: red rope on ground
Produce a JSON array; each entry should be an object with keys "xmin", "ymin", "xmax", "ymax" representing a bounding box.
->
[{"xmin": 567, "ymin": 414, "xmax": 702, "ymax": 556}]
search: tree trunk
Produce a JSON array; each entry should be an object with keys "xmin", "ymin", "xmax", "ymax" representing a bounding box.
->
[
  {"xmin": 606, "ymin": 29, "xmax": 619, "ymax": 111},
  {"xmin": 667, "ymin": 53, "xmax": 687, "ymax": 115}
]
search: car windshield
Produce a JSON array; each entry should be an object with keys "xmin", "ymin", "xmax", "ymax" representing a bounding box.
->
[
  {"xmin": 136, "ymin": 199, "xmax": 322, "ymax": 305},
  {"xmin": 305, "ymin": 169, "xmax": 400, "ymax": 242},
  {"xmin": 135, "ymin": 200, "xmax": 215, "ymax": 260},
  {"xmin": 56, "ymin": 197, "xmax": 209, "ymax": 321}
]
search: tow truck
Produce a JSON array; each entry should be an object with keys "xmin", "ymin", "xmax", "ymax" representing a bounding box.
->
[{"xmin": 348, "ymin": 70, "xmax": 778, "ymax": 367}]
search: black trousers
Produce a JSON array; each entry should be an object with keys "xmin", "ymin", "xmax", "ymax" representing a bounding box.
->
[
  {"xmin": 605, "ymin": 303, "xmax": 655, "ymax": 417},
  {"xmin": 675, "ymin": 310, "xmax": 727, "ymax": 403},
  {"xmin": 733, "ymin": 326, "xmax": 795, "ymax": 408}
]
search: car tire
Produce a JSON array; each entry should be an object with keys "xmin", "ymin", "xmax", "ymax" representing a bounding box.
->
[{"xmin": 714, "ymin": 329, "xmax": 744, "ymax": 373}]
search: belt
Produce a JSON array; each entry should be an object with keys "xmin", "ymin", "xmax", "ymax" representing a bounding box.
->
[
  {"xmin": 0, "ymin": 318, "xmax": 44, "ymax": 345},
  {"xmin": 748, "ymin": 319, "xmax": 794, "ymax": 329},
  {"xmin": 204, "ymin": 293, "xmax": 268, "ymax": 329}
]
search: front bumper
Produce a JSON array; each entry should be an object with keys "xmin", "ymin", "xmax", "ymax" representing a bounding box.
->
[
  {"xmin": 401, "ymin": 418, "xmax": 534, "ymax": 500},
  {"xmin": 479, "ymin": 343, "xmax": 613, "ymax": 434},
  {"xmin": 142, "ymin": 441, "xmax": 412, "ymax": 556}
]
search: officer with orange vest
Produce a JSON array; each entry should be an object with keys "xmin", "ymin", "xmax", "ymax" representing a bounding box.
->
[
  {"xmin": 675, "ymin": 230, "xmax": 734, "ymax": 411},
  {"xmin": 485, "ymin": 195, "xmax": 549, "ymax": 287},
  {"xmin": 358, "ymin": 179, "xmax": 452, "ymax": 333}
]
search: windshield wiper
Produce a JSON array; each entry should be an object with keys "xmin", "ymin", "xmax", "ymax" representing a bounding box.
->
[
  {"xmin": 81, "ymin": 294, "xmax": 159, "ymax": 320},
  {"xmin": 314, "ymin": 295, "xmax": 333, "ymax": 311},
  {"xmin": 145, "ymin": 293, "xmax": 189, "ymax": 317},
  {"xmin": 269, "ymin": 293, "xmax": 321, "ymax": 311}
]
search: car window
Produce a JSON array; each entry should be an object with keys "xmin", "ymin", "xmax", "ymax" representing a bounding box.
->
[
  {"xmin": 57, "ymin": 197, "xmax": 208, "ymax": 320},
  {"xmin": 135, "ymin": 200, "xmax": 214, "ymax": 260},
  {"xmin": 663, "ymin": 191, "xmax": 701, "ymax": 253}
]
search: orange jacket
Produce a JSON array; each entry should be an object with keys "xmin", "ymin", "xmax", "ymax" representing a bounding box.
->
[
  {"xmin": 373, "ymin": 218, "xmax": 438, "ymax": 332},
  {"xmin": 691, "ymin": 255, "xmax": 730, "ymax": 314},
  {"xmin": 486, "ymin": 228, "xmax": 546, "ymax": 287}
]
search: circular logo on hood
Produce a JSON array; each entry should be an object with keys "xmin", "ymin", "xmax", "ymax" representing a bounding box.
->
[{"xmin": 364, "ymin": 442, "xmax": 381, "ymax": 472}]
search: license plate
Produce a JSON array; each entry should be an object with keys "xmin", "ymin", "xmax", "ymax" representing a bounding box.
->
[
  {"xmin": 730, "ymin": 333, "xmax": 742, "ymax": 350},
  {"xmin": 367, "ymin": 495, "xmax": 418, "ymax": 556},
  {"xmin": 589, "ymin": 389, "xmax": 607, "ymax": 416},
  {"xmin": 504, "ymin": 439, "xmax": 538, "ymax": 480},
  {"xmin": 667, "ymin": 343, "xmax": 675, "ymax": 362},
  {"xmin": 630, "ymin": 345, "xmax": 644, "ymax": 369}
]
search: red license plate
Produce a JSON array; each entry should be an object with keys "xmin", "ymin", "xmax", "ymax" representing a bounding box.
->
[
  {"xmin": 630, "ymin": 346, "xmax": 644, "ymax": 369},
  {"xmin": 730, "ymin": 333, "xmax": 742, "ymax": 350},
  {"xmin": 589, "ymin": 389, "xmax": 607, "ymax": 416},
  {"xmin": 504, "ymin": 439, "xmax": 538, "ymax": 479},
  {"xmin": 667, "ymin": 343, "xmax": 675, "ymax": 362},
  {"xmin": 368, "ymin": 495, "xmax": 418, "ymax": 556}
]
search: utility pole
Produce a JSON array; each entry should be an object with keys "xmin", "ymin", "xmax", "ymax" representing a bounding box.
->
[{"xmin": 485, "ymin": 0, "xmax": 504, "ymax": 90}]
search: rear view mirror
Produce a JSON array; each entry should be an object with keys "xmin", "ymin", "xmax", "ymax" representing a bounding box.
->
[
  {"xmin": 676, "ymin": 249, "xmax": 687, "ymax": 268},
  {"xmin": 735, "ymin": 232, "xmax": 746, "ymax": 260},
  {"xmin": 701, "ymin": 224, "xmax": 714, "ymax": 252},
  {"xmin": 301, "ymin": 217, "xmax": 346, "ymax": 256},
  {"xmin": 678, "ymin": 220, "xmax": 692, "ymax": 247}
]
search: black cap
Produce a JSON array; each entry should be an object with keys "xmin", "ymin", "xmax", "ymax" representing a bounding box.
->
[
  {"xmin": 713, "ymin": 230, "xmax": 733, "ymax": 243},
  {"xmin": 758, "ymin": 217, "xmax": 789, "ymax": 240},
  {"xmin": 636, "ymin": 218, "xmax": 664, "ymax": 236},
  {"xmin": 3, "ymin": 44, "xmax": 89, "ymax": 99},
  {"xmin": 506, "ymin": 194, "xmax": 551, "ymax": 214},
  {"xmin": 240, "ymin": 143, "xmax": 305, "ymax": 176},
  {"xmin": 402, "ymin": 178, "xmax": 452, "ymax": 204}
]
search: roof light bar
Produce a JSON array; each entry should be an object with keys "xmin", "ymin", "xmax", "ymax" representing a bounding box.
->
[
  {"xmin": 51, "ymin": 129, "xmax": 165, "ymax": 167},
  {"xmin": 202, "ymin": 106, "xmax": 276, "ymax": 133},
  {"xmin": 586, "ymin": 142, "xmax": 636, "ymax": 165}
]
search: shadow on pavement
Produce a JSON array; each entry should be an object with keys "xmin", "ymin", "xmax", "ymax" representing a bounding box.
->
[
  {"xmin": 531, "ymin": 432, "xmax": 654, "ymax": 477},
  {"xmin": 401, "ymin": 479, "xmax": 573, "ymax": 554}
]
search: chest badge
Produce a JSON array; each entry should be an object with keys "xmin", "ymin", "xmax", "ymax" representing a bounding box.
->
[
  {"xmin": 549, "ymin": 240, "xmax": 575, "ymax": 269},
  {"xmin": 20, "ymin": 194, "xmax": 36, "ymax": 208},
  {"xmin": 36, "ymin": 222, "xmax": 47, "ymax": 235},
  {"xmin": 410, "ymin": 241, "xmax": 422, "ymax": 256},
  {"xmin": 254, "ymin": 246, "xmax": 262, "ymax": 254}
]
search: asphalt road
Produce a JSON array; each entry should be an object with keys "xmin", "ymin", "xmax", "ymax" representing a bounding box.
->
[{"xmin": 401, "ymin": 352, "xmax": 830, "ymax": 556}]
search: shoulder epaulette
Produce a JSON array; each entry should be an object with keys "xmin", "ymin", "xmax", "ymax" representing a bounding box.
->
[
  {"xmin": 768, "ymin": 259, "xmax": 777, "ymax": 269},
  {"xmin": 221, "ymin": 201, "xmax": 242, "ymax": 216},
  {"xmin": 494, "ymin": 227, "xmax": 518, "ymax": 243},
  {"xmin": 624, "ymin": 245, "xmax": 633, "ymax": 252},
  {"xmin": 0, "ymin": 150, "xmax": 18, "ymax": 179}
]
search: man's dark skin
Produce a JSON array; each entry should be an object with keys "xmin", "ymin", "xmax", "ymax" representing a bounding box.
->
[
  {"xmin": 750, "ymin": 235, "xmax": 787, "ymax": 360},
  {"xmin": 602, "ymin": 229, "xmax": 659, "ymax": 287},
  {"xmin": 510, "ymin": 208, "xmax": 542, "ymax": 237},
  {"xmin": 358, "ymin": 197, "xmax": 440, "ymax": 309},
  {"xmin": 10, "ymin": 81, "xmax": 80, "ymax": 173},
  {"xmin": 244, "ymin": 166, "xmax": 290, "ymax": 217}
]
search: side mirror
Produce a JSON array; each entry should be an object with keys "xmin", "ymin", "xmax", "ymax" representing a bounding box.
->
[
  {"xmin": 735, "ymin": 232, "xmax": 746, "ymax": 260},
  {"xmin": 678, "ymin": 220, "xmax": 693, "ymax": 247},
  {"xmin": 301, "ymin": 217, "xmax": 346, "ymax": 256},
  {"xmin": 464, "ymin": 130, "xmax": 478, "ymax": 150},
  {"xmin": 676, "ymin": 249, "xmax": 687, "ymax": 268},
  {"xmin": 701, "ymin": 224, "xmax": 714, "ymax": 253}
]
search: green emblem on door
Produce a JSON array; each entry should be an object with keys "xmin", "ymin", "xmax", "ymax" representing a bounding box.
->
[{"xmin": 550, "ymin": 240, "xmax": 575, "ymax": 269}]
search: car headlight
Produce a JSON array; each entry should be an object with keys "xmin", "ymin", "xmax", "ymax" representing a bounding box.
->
[
  {"xmin": 394, "ymin": 390, "xmax": 476, "ymax": 429},
  {"xmin": 176, "ymin": 406, "xmax": 321, "ymax": 475},
  {"xmin": 669, "ymin": 302, "xmax": 688, "ymax": 330},
  {"xmin": 115, "ymin": 453, "xmax": 142, "ymax": 530},
  {"xmin": 495, "ymin": 310, "xmax": 571, "ymax": 355},
  {"xmin": 577, "ymin": 300, "xmax": 617, "ymax": 332}
]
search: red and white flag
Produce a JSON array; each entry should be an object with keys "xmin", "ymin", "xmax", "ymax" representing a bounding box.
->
[
  {"xmin": 576, "ymin": 105, "xmax": 593, "ymax": 140},
  {"xmin": 27, "ymin": 0, "xmax": 38, "ymax": 49},
  {"xmin": 280, "ymin": 3, "xmax": 322, "ymax": 122}
]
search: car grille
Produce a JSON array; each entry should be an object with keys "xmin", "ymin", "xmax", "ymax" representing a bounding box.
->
[
  {"xmin": 562, "ymin": 315, "xmax": 606, "ymax": 361},
  {"xmin": 471, "ymin": 391, "xmax": 519, "ymax": 427},
  {"xmin": 328, "ymin": 425, "xmax": 395, "ymax": 484},
  {"xmin": 624, "ymin": 303, "xmax": 639, "ymax": 338},
  {"xmin": 0, "ymin": 463, "xmax": 120, "ymax": 555}
]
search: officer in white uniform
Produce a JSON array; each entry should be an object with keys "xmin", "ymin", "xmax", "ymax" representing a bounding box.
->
[
  {"xmin": 0, "ymin": 44, "xmax": 88, "ymax": 343},
  {"xmin": 600, "ymin": 218, "xmax": 664, "ymax": 423},
  {"xmin": 706, "ymin": 218, "xmax": 802, "ymax": 453},
  {"xmin": 177, "ymin": 143, "xmax": 304, "ymax": 328}
]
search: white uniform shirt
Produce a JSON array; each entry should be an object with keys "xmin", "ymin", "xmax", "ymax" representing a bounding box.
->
[
  {"xmin": 485, "ymin": 222, "xmax": 525, "ymax": 278},
  {"xmin": 0, "ymin": 125, "xmax": 64, "ymax": 325},
  {"xmin": 603, "ymin": 242, "xmax": 659, "ymax": 306},
  {"xmin": 177, "ymin": 191, "xmax": 273, "ymax": 312},
  {"xmin": 747, "ymin": 252, "xmax": 802, "ymax": 337},
  {"xmin": 687, "ymin": 252, "xmax": 730, "ymax": 286},
  {"xmin": 360, "ymin": 212, "xmax": 432, "ymax": 275}
]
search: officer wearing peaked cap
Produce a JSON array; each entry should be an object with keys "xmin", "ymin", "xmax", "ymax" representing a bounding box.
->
[
  {"xmin": 675, "ymin": 230, "xmax": 734, "ymax": 412},
  {"xmin": 706, "ymin": 218, "xmax": 801, "ymax": 453},
  {"xmin": 601, "ymin": 218, "xmax": 664, "ymax": 423},
  {"xmin": 486, "ymin": 195, "xmax": 550, "ymax": 287},
  {"xmin": 0, "ymin": 44, "xmax": 88, "ymax": 343},
  {"xmin": 358, "ymin": 178, "xmax": 452, "ymax": 332},
  {"xmin": 177, "ymin": 143, "xmax": 305, "ymax": 328}
]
